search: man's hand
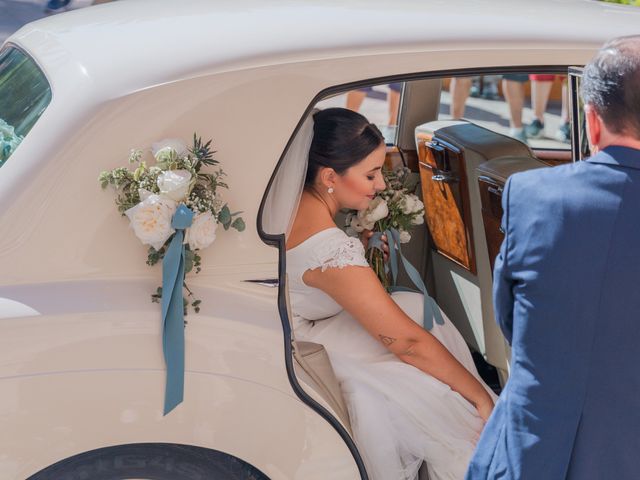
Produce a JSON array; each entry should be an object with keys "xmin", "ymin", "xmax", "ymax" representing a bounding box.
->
[{"xmin": 360, "ymin": 229, "xmax": 389, "ymax": 262}]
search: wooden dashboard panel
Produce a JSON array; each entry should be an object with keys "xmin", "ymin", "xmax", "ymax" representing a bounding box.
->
[{"xmin": 418, "ymin": 137, "xmax": 476, "ymax": 274}]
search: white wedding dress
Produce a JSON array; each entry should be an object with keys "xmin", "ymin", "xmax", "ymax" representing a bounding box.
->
[{"xmin": 287, "ymin": 227, "xmax": 498, "ymax": 480}]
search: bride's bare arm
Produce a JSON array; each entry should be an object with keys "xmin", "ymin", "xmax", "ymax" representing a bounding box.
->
[{"xmin": 304, "ymin": 265, "xmax": 494, "ymax": 420}]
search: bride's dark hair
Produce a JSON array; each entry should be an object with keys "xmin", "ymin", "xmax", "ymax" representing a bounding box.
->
[{"xmin": 305, "ymin": 107, "xmax": 384, "ymax": 186}]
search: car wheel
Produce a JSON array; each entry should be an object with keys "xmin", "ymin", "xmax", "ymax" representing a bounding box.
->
[{"xmin": 28, "ymin": 443, "xmax": 269, "ymax": 480}]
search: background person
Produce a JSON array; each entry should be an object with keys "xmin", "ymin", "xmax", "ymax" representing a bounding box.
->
[
  {"xmin": 525, "ymin": 74, "xmax": 571, "ymax": 143},
  {"xmin": 501, "ymin": 74, "xmax": 529, "ymax": 143},
  {"xmin": 450, "ymin": 77, "xmax": 473, "ymax": 119},
  {"xmin": 345, "ymin": 83, "xmax": 402, "ymax": 126}
]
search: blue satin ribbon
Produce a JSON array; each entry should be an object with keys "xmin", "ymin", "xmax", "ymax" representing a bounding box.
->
[
  {"xmin": 369, "ymin": 228, "xmax": 445, "ymax": 331},
  {"xmin": 161, "ymin": 204, "xmax": 194, "ymax": 415}
]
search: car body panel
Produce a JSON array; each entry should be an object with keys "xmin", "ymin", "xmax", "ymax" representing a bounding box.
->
[{"xmin": 0, "ymin": 276, "xmax": 357, "ymax": 478}]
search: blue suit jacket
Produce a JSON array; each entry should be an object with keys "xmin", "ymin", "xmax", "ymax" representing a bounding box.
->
[{"xmin": 466, "ymin": 146, "xmax": 640, "ymax": 479}]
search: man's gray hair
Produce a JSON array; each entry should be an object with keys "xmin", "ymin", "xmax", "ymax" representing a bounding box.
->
[{"xmin": 581, "ymin": 35, "xmax": 640, "ymax": 139}]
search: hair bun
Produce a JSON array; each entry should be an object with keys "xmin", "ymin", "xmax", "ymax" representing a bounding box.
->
[{"xmin": 305, "ymin": 107, "xmax": 384, "ymax": 186}]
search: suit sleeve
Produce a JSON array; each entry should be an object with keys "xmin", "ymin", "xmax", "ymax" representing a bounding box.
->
[{"xmin": 493, "ymin": 176, "xmax": 515, "ymax": 345}]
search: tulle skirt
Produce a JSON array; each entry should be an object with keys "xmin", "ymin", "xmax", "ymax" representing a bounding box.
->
[{"xmin": 293, "ymin": 291, "xmax": 498, "ymax": 480}]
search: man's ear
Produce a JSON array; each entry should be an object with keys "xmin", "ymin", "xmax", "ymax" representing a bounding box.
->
[{"xmin": 585, "ymin": 104, "xmax": 602, "ymax": 152}]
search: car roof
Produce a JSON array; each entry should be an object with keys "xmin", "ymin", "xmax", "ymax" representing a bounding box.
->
[{"xmin": 8, "ymin": 0, "xmax": 640, "ymax": 99}]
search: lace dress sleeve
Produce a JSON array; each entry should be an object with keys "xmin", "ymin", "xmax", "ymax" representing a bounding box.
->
[{"xmin": 309, "ymin": 230, "xmax": 370, "ymax": 272}]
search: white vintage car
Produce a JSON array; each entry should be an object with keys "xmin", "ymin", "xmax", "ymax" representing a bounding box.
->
[{"xmin": 1, "ymin": 0, "xmax": 639, "ymax": 479}]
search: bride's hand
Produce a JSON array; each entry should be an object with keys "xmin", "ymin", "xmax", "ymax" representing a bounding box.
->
[
  {"xmin": 476, "ymin": 395, "xmax": 495, "ymax": 423},
  {"xmin": 360, "ymin": 230, "xmax": 389, "ymax": 262}
]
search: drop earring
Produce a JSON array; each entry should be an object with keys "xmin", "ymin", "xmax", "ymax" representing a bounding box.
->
[{"xmin": 327, "ymin": 187, "xmax": 334, "ymax": 194}]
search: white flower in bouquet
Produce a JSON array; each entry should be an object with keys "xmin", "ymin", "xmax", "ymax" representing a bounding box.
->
[
  {"xmin": 409, "ymin": 194, "xmax": 424, "ymax": 213},
  {"xmin": 152, "ymin": 138, "xmax": 189, "ymax": 162},
  {"xmin": 368, "ymin": 197, "xmax": 389, "ymax": 222},
  {"xmin": 125, "ymin": 194, "xmax": 177, "ymax": 250},
  {"xmin": 399, "ymin": 229, "xmax": 412, "ymax": 243},
  {"xmin": 411, "ymin": 214, "xmax": 425, "ymax": 225},
  {"xmin": 185, "ymin": 211, "xmax": 218, "ymax": 250},
  {"xmin": 356, "ymin": 210, "xmax": 376, "ymax": 231},
  {"xmin": 402, "ymin": 194, "xmax": 423, "ymax": 215},
  {"xmin": 157, "ymin": 169, "xmax": 192, "ymax": 202}
]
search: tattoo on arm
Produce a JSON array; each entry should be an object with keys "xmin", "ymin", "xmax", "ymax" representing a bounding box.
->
[{"xmin": 378, "ymin": 335, "xmax": 396, "ymax": 346}]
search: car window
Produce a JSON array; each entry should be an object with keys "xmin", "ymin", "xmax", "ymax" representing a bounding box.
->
[
  {"xmin": 0, "ymin": 46, "xmax": 52, "ymax": 167},
  {"xmin": 316, "ymin": 82, "xmax": 403, "ymax": 145},
  {"xmin": 439, "ymin": 74, "xmax": 570, "ymax": 150}
]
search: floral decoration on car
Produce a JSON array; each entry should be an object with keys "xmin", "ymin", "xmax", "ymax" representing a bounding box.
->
[
  {"xmin": 99, "ymin": 135, "xmax": 244, "ymax": 414},
  {"xmin": 0, "ymin": 118, "xmax": 23, "ymax": 165},
  {"xmin": 346, "ymin": 166, "xmax": 424, "ymax": 288}
]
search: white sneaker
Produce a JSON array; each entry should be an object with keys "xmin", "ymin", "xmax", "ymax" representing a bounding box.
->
[{"xmin": 509, "ymin": 128, "xmax": 528, "ymax": 144}]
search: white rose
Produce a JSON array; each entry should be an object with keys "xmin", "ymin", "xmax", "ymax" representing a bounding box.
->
[
  {"xmin": 152, "ymin": 138, "xmax": 188, "ymax": 161},
  {"xmin": 368, "ymin": 197, "xmax": 389, "ymax": 222},
  {"xmin": 399, "ymin": 230, "xmax": 412, "ymax": 243},
  {"xmin": 356, "ymin": 210, "xmax": 375, "ymax": 231},
  {"xmin": 185, "ymin": 211, "xmax": 218, "ymax": 250},
  {"xmin": 411, "ymin": 214, "xmax": 425, "ymax": 225},
  {"xmin": 402, "ymin": 195, "xmax": 416, "ymax": 215},
  {"xmin": 125, "ymin": 195, "xmax": 177, "ymax": 250},
  {"xmin": 157, "ymin": 169, "xmax": 192, "ymax": 202},
  {"xmin": 410, "ymin": 195, "xmax": 424, "ymax": 213}
]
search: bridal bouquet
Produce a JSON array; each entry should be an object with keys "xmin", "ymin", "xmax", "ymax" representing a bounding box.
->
[
  {"xmin": 99, "ymin": 135, "xmax": 245, "ymax": 311},
  {"xmin": 346, "ymin": 166, "xmax": 424, "ymax": 289}
]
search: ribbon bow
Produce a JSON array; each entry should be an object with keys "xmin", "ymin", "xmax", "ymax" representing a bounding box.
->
[
  {"xmin": 161, "ymin": 204, "xmax": 194, "ymax": 415},
  {"xmin": 369, "ymin": 228, "xmax": 445, "ymax": 330}
]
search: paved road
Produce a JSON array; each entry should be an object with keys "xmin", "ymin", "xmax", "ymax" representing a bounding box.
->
[
  {"xmin": 1, "ymin": 0, "xmax": 45, "ymax": 45},
  {"xmin": 1, "ymin": 0, "xmax": 94, "ymax": 45}
]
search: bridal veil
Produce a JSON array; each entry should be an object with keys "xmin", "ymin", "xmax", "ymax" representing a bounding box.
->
[{"xmin": 261, "ymin": 109, "xmax": 317, "ymax": 238}]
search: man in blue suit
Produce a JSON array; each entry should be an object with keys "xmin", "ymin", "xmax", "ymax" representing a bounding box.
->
[{"xmin": 467, "ymin": 36, "xmax": 640, "ymax": 479}]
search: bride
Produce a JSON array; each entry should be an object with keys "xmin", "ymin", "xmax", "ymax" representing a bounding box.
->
[{"xmin": 278, "ymin": 107, "xmax": 497, "ymax": 480}]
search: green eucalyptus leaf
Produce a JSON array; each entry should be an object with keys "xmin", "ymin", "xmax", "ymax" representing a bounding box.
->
[
  {"xmin": 231, "ymin": 217, "xmax": 246, "ymax": 232},
  {"xmin": 184, "ymin": 249, "xmax": 195, "ymax": 273},
  {"xmin": 218, "ymin": 204, "xmax": 231, "ymax": 226}
]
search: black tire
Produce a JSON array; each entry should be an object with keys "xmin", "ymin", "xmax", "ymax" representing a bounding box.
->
[{"xmin": 28, "ymin": 443, "xmax": 270, "ymax": 480}]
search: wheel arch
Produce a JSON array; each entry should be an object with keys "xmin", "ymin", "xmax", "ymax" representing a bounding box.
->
[{"xmin": 27, "ymin": 442, "xmax": 270, "ymax": 480}]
